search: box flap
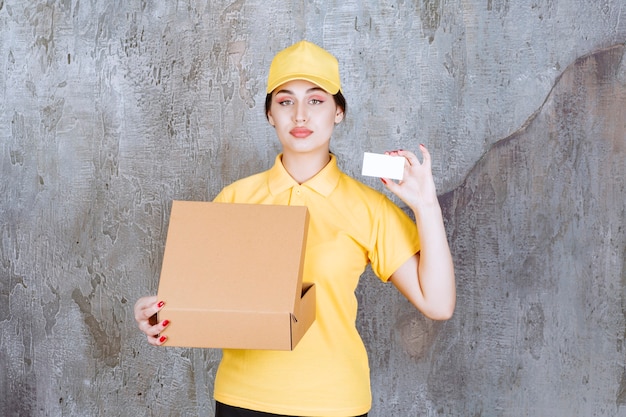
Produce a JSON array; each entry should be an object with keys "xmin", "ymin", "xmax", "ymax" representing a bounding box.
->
[
  {"xmin": 157, "ymin": 201, "xmax": 309, "ymax": 313},
  {"xmin": 289, "ymin": 282, "xmax": 316, "ymax": 349},
  {"xmin": 159, "ymin": 283, "xmax": 316, "ymax": 350},
  {"xmin": 159, "ymin": 309, "xmax": 296, "ymax": 350}
]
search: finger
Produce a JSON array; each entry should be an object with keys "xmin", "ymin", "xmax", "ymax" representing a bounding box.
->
[
  {"xmin": 380, "ymin": 177, "xmax": 400, "ymax": 194},
  {"xmin": 147, "ymin": 334, "xmax": 168, "ymax": 346},
  {"xmin": 395, "ymin": 150, "xmax": 419, "ymax": 166},
  {"xmin": 385, "ymin": 149, "xmax": 401, "ymax": 156},
  {"xmin": 134, "ymin": 296, "xmax": 163, "ymax": 323},
  {"xmin": 133, "ymin": 296, "xmax": 157, "ymax": 319},
  {"xmin": 146, "ymin": 336, "xmax": 160, "ymax": 346},
  {"xmin": 139, "ymin": 317, "xmax": 170, "ymax": 344},
  {"xmin": 139, "ymin": 320, "xmax": 162, "ymax": 337},
  {"xmin": 418, "ymin": 144, "xmax": 432, "ymax": 166}
]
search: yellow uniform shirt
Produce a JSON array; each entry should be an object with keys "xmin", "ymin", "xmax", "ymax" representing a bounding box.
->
[{"xmin": 212, "ymin": 154, "xmax": 420, "ymax": 417}]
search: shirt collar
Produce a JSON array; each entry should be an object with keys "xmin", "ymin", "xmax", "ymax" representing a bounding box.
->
[{"xmin": 268, "ymin": 154, "xmax": 341, "ymax": 197}]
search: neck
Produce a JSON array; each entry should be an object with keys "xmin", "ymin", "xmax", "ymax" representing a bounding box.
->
[{"xmin": 281, "ymin": 152, "xmax": 331, "ymax": 184}]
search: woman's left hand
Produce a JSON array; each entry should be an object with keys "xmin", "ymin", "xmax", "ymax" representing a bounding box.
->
[{"xmin": 381, "ymin": 145, "xmax": 438, "ymax": 211}]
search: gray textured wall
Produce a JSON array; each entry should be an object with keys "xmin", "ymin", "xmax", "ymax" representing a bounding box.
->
[{"xmin": 1, "ymin": 1, "xmax": 625, "ymax": 416}]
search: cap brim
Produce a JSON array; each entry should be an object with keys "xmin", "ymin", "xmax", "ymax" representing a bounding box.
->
[{"xmin": 266, "ymin": 75, "xmax": 340, "ymax": 95}]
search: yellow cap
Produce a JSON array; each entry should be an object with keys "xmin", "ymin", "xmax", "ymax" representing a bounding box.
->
[{"xmin": 266, "ymin": 40, "xmax": 341, "ymax": 94}]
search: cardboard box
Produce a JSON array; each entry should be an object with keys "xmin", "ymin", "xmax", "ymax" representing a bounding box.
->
[{"xmin": 157, "ymin": 201, "xmax": 315, "ymax": 350}]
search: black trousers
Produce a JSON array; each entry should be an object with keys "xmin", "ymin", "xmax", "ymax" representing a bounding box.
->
[{"xmin": 215, "ymin": 401, "xmax": 368, "ymax": 417}]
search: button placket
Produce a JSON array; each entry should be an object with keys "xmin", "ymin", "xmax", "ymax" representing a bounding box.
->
[{"xmin": 290, "ymin": 185, "xmax": 306, "ymax": 206}]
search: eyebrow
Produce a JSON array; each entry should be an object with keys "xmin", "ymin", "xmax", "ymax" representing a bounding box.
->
[{"xmin": 274, "ymin": 87, "xmax": 327, "ymax": 96}]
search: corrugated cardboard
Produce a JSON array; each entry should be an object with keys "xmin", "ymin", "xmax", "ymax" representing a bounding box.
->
[{"xmin": 156, "ymin": 201, "xmax": 315, "ymax": 350}]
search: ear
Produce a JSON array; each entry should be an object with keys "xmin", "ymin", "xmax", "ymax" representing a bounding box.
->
[
  {"xmin": 334, "ymin": 108, "xmax": 344, "ymax": 124},
  {"xmin": 267, "ymin": 111, "xmax": 276, "ymax": 127}
]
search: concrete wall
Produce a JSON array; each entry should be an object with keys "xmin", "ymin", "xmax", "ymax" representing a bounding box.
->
[{"xmin": 1, "ymin": 1, "xmax": 625, "ymax": 416}]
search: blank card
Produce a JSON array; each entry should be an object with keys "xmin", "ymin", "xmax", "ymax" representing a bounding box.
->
[{"xmin": 361, "ymin": 152, "xmax": 405, "ymax": 180}]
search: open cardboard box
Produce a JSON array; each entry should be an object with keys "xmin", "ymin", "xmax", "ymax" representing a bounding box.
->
[{"xmin": 156, "ymin": 201, "xmax": 315, "ymax": 350}]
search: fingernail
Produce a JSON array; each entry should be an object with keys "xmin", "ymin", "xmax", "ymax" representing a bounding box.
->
[
  {"xmin": 420, "ymin": 143, "xmax": 425, "ymax": 148},
  {"xmin": 157, "ymin": 301, "xmax": 165, "ymax": 308},
  {"xmin": 159, "ymin": 335, "xmax": 167, "ymax": 343},
  {"xmin": 162, "ymin": 320, "xmax": 170, "ymax": 327},
  {"xmin": 380, "ymin": 178, "xmax": 387, "ymax": 185}
]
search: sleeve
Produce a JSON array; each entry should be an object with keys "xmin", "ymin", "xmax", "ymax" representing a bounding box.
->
[
  {"xmin": 212, "ymin": 185, "xmax": 234, "ymax": 203},
  {"xmin": 368, "ymin": 195, "xmax": 421, "ymax": 282}
]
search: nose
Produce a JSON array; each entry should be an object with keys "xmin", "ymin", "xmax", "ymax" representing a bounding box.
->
[{"xmin": 294, "ymin": 103, "xmax": 307, "ymax": 124}]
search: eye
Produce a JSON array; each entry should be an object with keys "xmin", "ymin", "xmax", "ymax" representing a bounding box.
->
[
  {"xmin": 309, "ymin": 98, "xmax": 324, "ymax": 105},
  {"xmin": 277, "ymin": 98, "xmax": 293, "ymax": 106}
]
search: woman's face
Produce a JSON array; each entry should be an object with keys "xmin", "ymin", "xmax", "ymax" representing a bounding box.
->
[{"xmin": 267, "ymin": 79, "xmax": 344, "ymax": 158}]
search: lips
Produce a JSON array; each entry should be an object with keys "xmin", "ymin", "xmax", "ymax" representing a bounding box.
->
[{"xmin": 290, "ymin": 127, "xmax": 313, "ymax": 138}]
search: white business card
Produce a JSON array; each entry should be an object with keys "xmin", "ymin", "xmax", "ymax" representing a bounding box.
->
[{"xmin": 361, "ymin": 152, "xmax": 405, "ymax": 180}]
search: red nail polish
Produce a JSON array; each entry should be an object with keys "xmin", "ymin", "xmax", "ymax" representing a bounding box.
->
[
  {"xmin": 157, "ymin": 301, "xmax": 165, "ymax": 308},
  {"xmin": 380, "ymin": 178, "xmax": 387, "ymax": 185},
  {"xmin": 159, "ymin": 335, "xmax": 167, "ymax": 343},
  {"xmin": 162, "ymin": 320, "xmax": 170, "ymax": 327}
]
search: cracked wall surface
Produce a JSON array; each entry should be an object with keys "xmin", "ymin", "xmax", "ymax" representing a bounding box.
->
[{"xmin": 1, "ymin": 1, "xmax": 625, "ymax": 416}]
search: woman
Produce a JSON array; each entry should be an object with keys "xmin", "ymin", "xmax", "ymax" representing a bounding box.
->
[{"xmin": 134, "ymin": 40, "xmax": 456, "ymax": 417}]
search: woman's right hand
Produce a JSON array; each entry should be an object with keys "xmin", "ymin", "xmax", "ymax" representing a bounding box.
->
[{"xmin": 134, "ymin": 296, "xmax": 169, "ymax": 346}]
